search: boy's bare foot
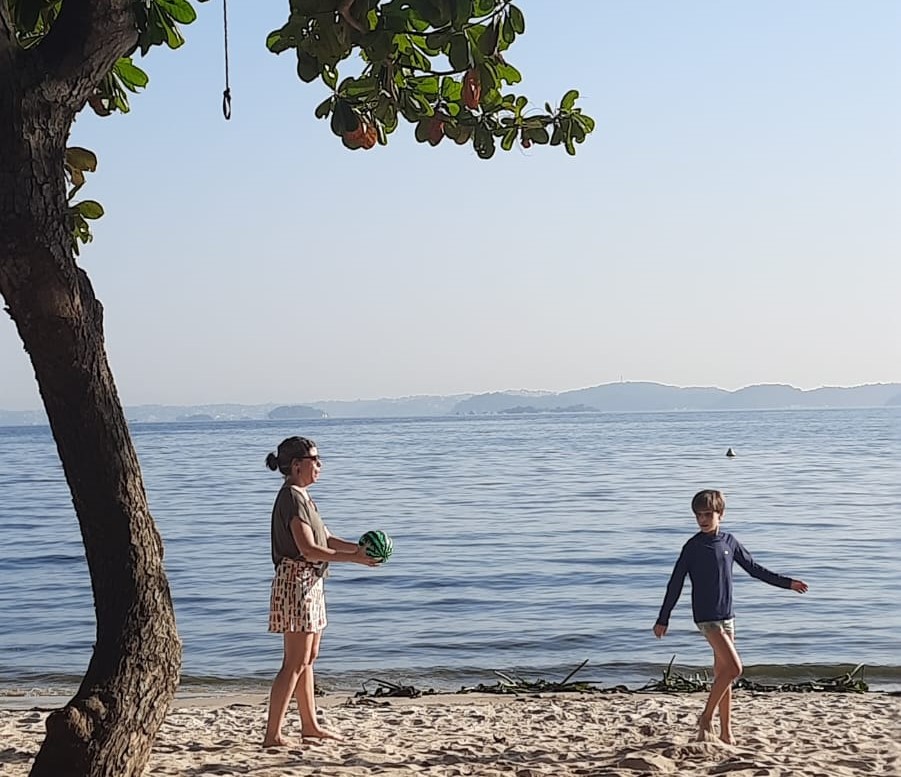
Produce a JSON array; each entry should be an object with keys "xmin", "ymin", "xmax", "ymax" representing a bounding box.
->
[
  {"xmin": 719, "ymin": 732, "xmax": 736, "ymax": 745},
  {"xmin": 301, "ymin": 727, "xmax": 344, "ymax": 742},
  {"xmin": 696, "ymin": 716, "xmax": 716, "ymax": 742}
]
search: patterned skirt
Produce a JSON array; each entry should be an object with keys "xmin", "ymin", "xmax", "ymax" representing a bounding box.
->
[{"xmin": 268, "ymin": 558, "xmax": 327, "ymax": 634}]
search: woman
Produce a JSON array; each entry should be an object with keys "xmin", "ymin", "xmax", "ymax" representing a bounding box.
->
[{"xmin": 263, "ymin": 435, "xmax": 379, "ymax": 747}]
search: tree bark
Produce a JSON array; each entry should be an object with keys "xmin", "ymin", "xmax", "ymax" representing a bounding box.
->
[{"xmin": 0, "ymin": 7, "xmax": 181, "ymax": 777}]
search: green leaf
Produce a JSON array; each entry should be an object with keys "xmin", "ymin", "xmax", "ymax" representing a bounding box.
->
[
  {"xmin": 441, "ymin": 77, "xmax": 463, "ymax": 101},
  {"xmin": 297, "ymin": 0, "xmax": 336, "ymax": 12},
  {"xmin": 296, "ymin": 51, "xmax": 320, "ymax": 83},
  {"xmin": 500, "ymin": 16, "xmax": 515, "ymax": 46},
  {"xmin": 315, "ymin": 97, "xmax": 333, "ymax": 119},
  {"xmin": 478, "ymin": 22, "xmax": 499, "ymax": 56},
  {"xmin": 448, "ymin": 35, "xmax": 470, "ymax": 71},
  {"xmin": 452, "ymin": 0, "xmax": 470, "ymax": 30},
  {"xmin": 330, "ymin": 100, "xmax": 359, "ymax": 135},
  {"xmin": 560, "ymin": 89, "xmax": 579, "ymax": 111},
  {"xmin": 66, "ymin": 147, "xmax": 98, "ymax": 173},
  {"xmin": 339, "ymin": 76, "xmax": 379, "ymax": 98},
  {"xmin": 478, "ymin": 61, "xmax": 497, "ymax": 92},
  {"xmin": 508, "ymin": 5, "xmax": 525, "ymax": 34},
  {"xmin": 321, "ymin": 65, "xmax": 338, "ymax": 90},
  {"xmin": 76, "ymin": 200, "xmax": 105, "ymax": 220},
  {"xmin": 113, "ymin": 59, "xmax": 149, "ymax": 89},
  {"xmin": 496, "ymin": 62, "xmax": 521, "ymax": 86},
  {"xmin": 267, "ymin": 23, "xmax": 301, "ymax": 54},
  {"xmin": 155, "ymin": 0, "xmax": 197, "ymax": 25},
  {"xmin": 152, "ymin": 5, "xmax": 186, "ymax": 49},
  {"xmin": 425, "ymin": 30, "xmax": 452, "ymax": 50},
  {"xmin": 408, "ymin": 76, "xmax": 440, "ymax": 97},
  {"xmin": 574, "ymin": 113, "xmax": 596, "ymax": 133},
  {"xmin": 526, "ymin": 126, "xmax": 550, "ymax": 144},
  {"xmin": 473, "ymin": 124, "xmax": 496, "ymax": 159}
]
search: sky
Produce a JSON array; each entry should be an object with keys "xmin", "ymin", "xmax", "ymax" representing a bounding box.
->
[{"xmin": 2, "ymin": 1, "xmax": 900, "ymax": 409}]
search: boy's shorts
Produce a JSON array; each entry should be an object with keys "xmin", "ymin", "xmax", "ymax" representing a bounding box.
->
[{"xmin": 696, "ymin": 618, "xmax": 735, "ymax": 637}]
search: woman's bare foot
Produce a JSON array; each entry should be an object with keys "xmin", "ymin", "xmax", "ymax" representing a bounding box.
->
[
  {"xmin": 301, "ymin": 726, "xmax": 344, "ymax": 742},
  {"xmin": 262, "ymin": 734, "xmax": 298, "ymax": 748},
  {"xmin": 719, "ymin": 732, "xmax": 736, "ymax": 745}
]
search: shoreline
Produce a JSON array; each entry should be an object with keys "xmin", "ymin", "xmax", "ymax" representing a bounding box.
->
[{"xmin": 3, "ymin": 690, "xmax": 899, "ymax": 776}]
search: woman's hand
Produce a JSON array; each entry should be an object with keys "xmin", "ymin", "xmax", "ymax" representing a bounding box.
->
[
  {"xmin": 790, "ymin": 579, "xmax": 809, "ymax": 593},
  {"xmin": 653, "ymin": 623, "xmax": 667, "ymax": 639},
  {"xmin": 352, "ymin": 545, "xmax": 381, "ymax": 567}
]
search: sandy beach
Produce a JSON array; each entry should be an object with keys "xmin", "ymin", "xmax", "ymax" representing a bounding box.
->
[{"xmin": 2, "ymin": 690, "xmax": 899, "ymax": 776}]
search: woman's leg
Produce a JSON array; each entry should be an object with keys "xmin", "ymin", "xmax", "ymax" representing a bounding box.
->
[
  {"xmin": 263, "ymin": 631, "xmax": 316, "ymax": 746},
  {"xmin": 296, "ymin": 632, "xmax": 341, "ymax": 739},
  {"xmin": 698, "ymin": 628, "xmax": 742, "ymax": 740}
]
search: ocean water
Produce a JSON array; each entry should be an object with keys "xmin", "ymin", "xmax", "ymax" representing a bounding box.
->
[{"xmin": 1, "ymin": 408, "xmax": 899, "ymax": 698}]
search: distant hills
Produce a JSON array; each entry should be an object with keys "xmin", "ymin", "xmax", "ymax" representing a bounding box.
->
[
  {"xmin": 451, "ymin": 382, "xmax": 901, "ymax": 414},
  {"xmin": 1, "ymin": 382, "xmax": 899, "ymax": 426}
]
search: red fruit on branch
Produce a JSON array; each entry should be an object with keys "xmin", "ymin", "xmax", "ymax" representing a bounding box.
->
[
  {"xmin": 360, "ymin": 123, "xmax": 378, "ymax": 149},
  {"xmin": 342, "ymin": 123, "xmax": 366, "ymax": 149},
  {"xmin": 462, "ymin": 68, "xmax": 481, "ymax": 110},
  {"xmin": 426, "ymin": 117, "xmax": 445, "ymax": 145},
  {"xmin": 342, "ymin": 121, "xmax": 377, "ymax": 150}
]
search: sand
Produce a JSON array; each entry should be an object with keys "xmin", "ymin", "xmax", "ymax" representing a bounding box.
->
[{"xmin": 2, "ymin": 690, "xmax": 899, "ymax": 776}]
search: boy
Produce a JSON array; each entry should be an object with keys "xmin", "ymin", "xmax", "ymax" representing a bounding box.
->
[{"xmin": 653, "ymin": 489, "xmax": 808, "ymax": 743}]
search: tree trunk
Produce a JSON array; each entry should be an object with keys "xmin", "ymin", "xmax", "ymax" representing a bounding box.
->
[{"xmin": 0, "ymin": 25, "xmax": 181, "ymax": 777}]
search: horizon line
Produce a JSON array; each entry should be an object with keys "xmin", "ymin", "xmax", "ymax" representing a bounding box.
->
[{"xmin": 3, "ymin": 379, "xmax": 901, "ymax": 413}]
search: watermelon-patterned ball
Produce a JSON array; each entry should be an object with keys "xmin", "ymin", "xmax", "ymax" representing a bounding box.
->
[{"xmin": 359, "ymin": 530, "xmax": 393, "ymax": 563}]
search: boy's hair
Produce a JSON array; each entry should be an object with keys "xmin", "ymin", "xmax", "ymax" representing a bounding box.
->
[{"xmin": 691, "ymin": 489, "xmax": 725, "ymax": 514}]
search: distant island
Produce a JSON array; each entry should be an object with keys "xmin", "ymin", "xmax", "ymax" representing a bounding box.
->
[
  {"xmin": 498, "ymin": 404, "xmax": 598, "ymax": 415},
  {"xmin": 2, "ymin": 381, "xmax": 900, "ymax": 426},
  {"xmin": 175, "ymin": 413, "xmax": 214, "ymax": 422},
  {"xmin": 267, "ymin": 405, "xmax": 327, "ymax": 420}
]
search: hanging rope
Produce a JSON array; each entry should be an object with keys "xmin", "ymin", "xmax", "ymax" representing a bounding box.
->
[{"xmin": 222, "ymin": 0, "xmax": 232, "ymax": 119}]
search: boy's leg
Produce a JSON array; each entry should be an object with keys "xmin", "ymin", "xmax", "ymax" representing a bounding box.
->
[
  {"xmin": 698, "ymin": 628, "xmax": 742, "ymax": 741},
  {"xmin": 716, "ymin": 633, "xmax": 737, "ymax": 744},
  {"xmin": 264, "ymin": 631, "xmax": 315, "ymax": 747}
]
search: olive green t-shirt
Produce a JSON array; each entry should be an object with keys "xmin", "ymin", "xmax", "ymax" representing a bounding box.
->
[{"xmin": 270, "ymin": 484, "xmax": 330, "ymax": 576}]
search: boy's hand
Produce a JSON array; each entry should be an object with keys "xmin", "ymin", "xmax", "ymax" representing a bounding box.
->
[
  {"xmin": 790, "ymin": 579, "xmax": 808, "ymax": 593},
  {"xmin": 653, "ymin": 623, "xmax": 667, "ymax": 639}
]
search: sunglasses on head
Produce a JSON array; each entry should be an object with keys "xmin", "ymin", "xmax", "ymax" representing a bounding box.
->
[{"xmin": 294, "ymin": 454, "xmax": 321, "ymax": 463}]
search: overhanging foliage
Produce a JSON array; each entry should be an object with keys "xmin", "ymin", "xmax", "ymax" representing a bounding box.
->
[{"xmin": 6, "ymin": 0, "xmax": 593, "ymax": 248}]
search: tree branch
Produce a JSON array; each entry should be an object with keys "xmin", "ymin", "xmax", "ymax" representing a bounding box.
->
[
  {"xmin": 0, "ymin": 0, "xmax": 16, "ymax": 54},
  {"xmin": 32, "ymin": 0, "xmax": 138, "ymax": 111}
]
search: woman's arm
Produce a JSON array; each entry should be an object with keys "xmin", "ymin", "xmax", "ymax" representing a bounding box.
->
[
  {"xmin": 290, "ymin": 518, "xmax": 378, "ymax": 565},
  {"xmin": 327, "ymin": 535, "xmax": 361, "ymax": 553}
]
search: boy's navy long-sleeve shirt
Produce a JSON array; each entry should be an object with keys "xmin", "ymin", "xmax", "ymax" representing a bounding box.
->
[{"xmin": 656, "ymin": 530, "xmax": 792, "ymax": 626}]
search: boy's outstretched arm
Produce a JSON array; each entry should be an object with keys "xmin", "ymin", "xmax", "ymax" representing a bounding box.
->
[{"xmin": 732, "ymin": 538, "xmax": 801, "ymax": 589}]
